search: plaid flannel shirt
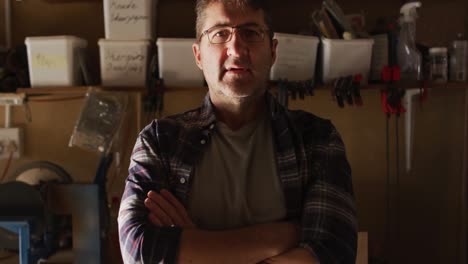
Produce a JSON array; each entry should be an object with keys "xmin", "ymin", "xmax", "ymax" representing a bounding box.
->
[{"xmin": 118, "ymin": 92, "xmax": 357, "ymax": 263}]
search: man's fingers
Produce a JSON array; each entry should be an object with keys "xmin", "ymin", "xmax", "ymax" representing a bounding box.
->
[
  {"xmin": 144, "ymin": 197, "xmax": 174, "ymax": 226},
  {"xmin": 159, "ymin": 189, "xmax": 193, "ymax": 223},
  {"xmin": 159, "ymin": 190, "xmax": 196, "ymax": 227},
  {"xmin": 147, "ymin": 191, "xmax": 185, "ymax": 226},
  {"xmin": 148, "ymin": 213, "xmax": 164, "ymax": 226}
]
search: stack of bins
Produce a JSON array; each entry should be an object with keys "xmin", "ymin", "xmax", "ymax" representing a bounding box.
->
[{"xmin": 98, "ymin": 0, "xmax": 155, "ymax": 87}]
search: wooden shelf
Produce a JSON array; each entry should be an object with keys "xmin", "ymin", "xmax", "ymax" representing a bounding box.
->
[
  {"xmin": 315, "ymin": 82, "xmax": 468, "ymax": 91},
  {"xmin": 387, "ymin": 81, "xmax": 468, "ymax": 90},
  {"xmin": 16, "ymin": 86, "xmax": 146, "ymax": 96},
  {"xmin": 14, "ymin": 82, "xmax": 468, "ymax": 97},
  {"xmin": 162, "ymin": 82, "xmax": 468, "ymax": 91}
]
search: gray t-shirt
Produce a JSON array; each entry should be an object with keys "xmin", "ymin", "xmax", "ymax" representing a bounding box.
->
[{"xmin": 188, "ymin": 111, "xmax": 287, "ymax": 230}]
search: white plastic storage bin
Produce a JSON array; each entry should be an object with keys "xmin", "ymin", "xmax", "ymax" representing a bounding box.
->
[
  {"xmin": 156, "ymin": 38, "xmax": 204, "ymax": 87},
  {"xmin": 99, "ymin": 39, "xmax": 150, "ymax": 87},
  {"xmin": 321, "ymin": 38, "xmax": 374, "ymax": 84},
  {"xmin": 103, "ymin": 0, "xmax": 155, "ymax": 40},
  {"xmin": 25, "ymin": 36, "xmax": 87, "ymax": 87},
  {"xmin": 270, "ymin": 33, "xmax": 319, "ymax": 81}
]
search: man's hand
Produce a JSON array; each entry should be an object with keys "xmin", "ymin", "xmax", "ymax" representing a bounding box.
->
[
  {"xmin": 259, "ymin": 248, "xmax": 318, "ymax": 264},
  {"xmin": 144, "ymin": 189, "xmax": 196, "ymax": 228}
]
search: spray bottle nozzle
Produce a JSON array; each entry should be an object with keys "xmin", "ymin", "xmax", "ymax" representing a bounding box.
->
[{"xmin": 400, "ymin": 2, "xmax": 422, "ymax": 22}]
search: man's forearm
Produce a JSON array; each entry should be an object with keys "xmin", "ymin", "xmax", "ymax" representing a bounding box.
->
[{"xmin": 176, "ymin": 222, "xmax": 299, "ymax": 264}]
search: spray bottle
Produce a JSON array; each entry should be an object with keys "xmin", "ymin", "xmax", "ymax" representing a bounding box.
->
[{"xmin": 397, "ymin": 2, "xmax": 422, "ymax": 81}]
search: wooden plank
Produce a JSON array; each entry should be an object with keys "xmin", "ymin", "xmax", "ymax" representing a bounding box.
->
[
  {"xmin": 357, "ymin": 232, "xmax": 368, "ymax": 264},
  {"xmin": 462, "ymin": 88, "xmax": 468, "ymax": 264},
  {"xmin": 16, "ymin": 86, "xmax": 146, "ymax": 95},
  {"xmin": 14, "ymin": 83, "xmax": 468, "ymax": 97}
]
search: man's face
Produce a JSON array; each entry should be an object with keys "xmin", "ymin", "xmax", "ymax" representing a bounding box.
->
[{"xmin": 192, "ymin": 2, "xmax": 277, "ymax": 101}]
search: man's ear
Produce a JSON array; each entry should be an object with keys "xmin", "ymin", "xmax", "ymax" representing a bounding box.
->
[
  {"xmin": 271, "ymin": 38, "xmax": 278, "ymax": 65},
  {"xmin": 193, "ymin": 42, "xmax": 203, "ymax": 70}
]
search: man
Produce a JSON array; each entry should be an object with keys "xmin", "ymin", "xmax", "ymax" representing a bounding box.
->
[{"xmin": 118, "ymin": 0, "xmax": 357, "ymax": 263}]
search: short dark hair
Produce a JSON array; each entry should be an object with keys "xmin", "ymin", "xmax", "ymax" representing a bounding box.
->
[{"xmin": 195, "ymin": 0, "xmax": 273, "ymax": 41}]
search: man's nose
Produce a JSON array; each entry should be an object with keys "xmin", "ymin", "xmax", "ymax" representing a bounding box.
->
[{"xmin": 226, "ymin": 31, "xmax": 248, "ymax": 57}]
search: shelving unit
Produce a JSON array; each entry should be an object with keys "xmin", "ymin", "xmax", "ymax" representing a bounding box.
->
[
  {"xmin": 15, "ymin": 86, "xmax": 146, "ymax": 96},
  {"xmin": 13, "ymin": 82, "xmax": 468, "ymax": 97}
]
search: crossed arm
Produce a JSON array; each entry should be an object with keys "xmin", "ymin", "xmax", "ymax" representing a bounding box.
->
[{"xmin": 144, "ymin": 189, "xmax": 318, "ymax": 264}]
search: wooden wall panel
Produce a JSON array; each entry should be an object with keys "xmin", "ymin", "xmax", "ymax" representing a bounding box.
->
[
  {"xmin": 290, "ymin": 89, "xmax": 390, "ymax": 260},
  {"xmin": 0, "ymin": 1, "xmax": 6, "ymax": 48},
  {"xmin": 396, "ymin": 87, "xmax": 466, "ymax": 263},
  {"xmin": 0, "ymin": 98, "xmax": 101, "ymax": 182}
]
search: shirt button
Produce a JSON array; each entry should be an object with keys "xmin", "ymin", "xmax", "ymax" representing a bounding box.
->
[
  {"xmin": 180, "ymin": 177, "xmax": 186, "ymax": 184},
  {"xmin": 200, "ymin": 139, "xmax": 206, "ymax": 145},
  {"xmin": 209, "ymin": 124, "xmax": 215, "ymax": 130}
]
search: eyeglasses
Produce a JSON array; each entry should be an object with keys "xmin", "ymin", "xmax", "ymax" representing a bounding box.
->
[{"xmin": 199, "ymin": 24, "xmax": 268, "ymax": 44}]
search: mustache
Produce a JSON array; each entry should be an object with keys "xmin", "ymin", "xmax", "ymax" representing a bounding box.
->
[{"xmin": 223, "ymin": 58, "xmax": 252, "ymax": 69}]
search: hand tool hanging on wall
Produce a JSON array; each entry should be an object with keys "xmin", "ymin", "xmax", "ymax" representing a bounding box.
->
[
  {"xmin": 146, "ymin": 51, "xmax": 165, "ymax": 119},
  {"xmin": 145, "ymin": 79, "xmax": 165, "ymax": 117},
  {"xmin": 142, "ymin": 1, "xmax": 165, "ymax": 119},
  {"xmin": 323, "ymin": 0, "xmax": 356, "ymax": 38},
  {"xmin": 343, "ymin": 76, "xmax": 354, "ymax": 105},
  {"xmin": 277, "ymin": 79, "xmax": 288, "ymax": 108},
  {"xmin": 352, "ymin": 74, "xmax": 363, "ymax": 106},
  {"xmin": 332, "ymin": 75, "xmax": 364, "ymax": 108},
  {"xmin": 333, "ymin": 77, "xmax": 346, "ymax": 108},
  {"xmin": 272, "ymin": 79, "xmax": 316, "ymax": 108},
  {"xmin": 381, "ymin": 47, "xmax": 406, "ymax": 263}
]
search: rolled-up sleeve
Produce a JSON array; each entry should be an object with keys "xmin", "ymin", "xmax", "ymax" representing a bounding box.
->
[
  {"xmin": 300, "ymin": 122, "xmax": 357, "ymax": 263},
  {"xmin": 118, "ymin": 124, "xmax": 182, "ymax": 264}
]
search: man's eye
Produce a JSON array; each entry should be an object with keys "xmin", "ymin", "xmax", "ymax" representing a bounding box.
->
[
  {"xmin": 212, "ymin": 29, "xmax": 230, "ymax": 38},
  {"xmin": 243, "ymin": 29, "xmax": 259, "ymax": 36}
]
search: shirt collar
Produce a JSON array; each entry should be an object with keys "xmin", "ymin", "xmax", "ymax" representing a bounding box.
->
[{"xmin": 198, "ymin": 91, "xmax": 286, "ymax": 130}]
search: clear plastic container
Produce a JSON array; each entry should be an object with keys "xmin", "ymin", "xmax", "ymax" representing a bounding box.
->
[
  {"xmin": 449, "ymin": 40, "xmax": 468, "ymax": 82},
  {"xmin": 320, "ymin": 38, "xmax": 374, "ymax": 84},
  {"xmin": 25, "ymin": 36, "xmax": 87, "ymax": 87},
  {"xmin": 69, "ymin": 89, "xmax": 128, "ymax": 154},
  {"xmin": 99, "ymin": 39, "xmax": 150, "ymax": 87},
  {"xmin": 103, "ymin": 0, "xmax": 156, "ymax": 40},
  {"xmin": 429, "ymin": 47, "xmax": 448, "ymax": 83},
  {"xmin": 270, "ymin": 33, "xmax": 319, "ymax": 81},
  {"xmin": 156, "ymin": 38, "xmax": 204, "ymax": 87}
]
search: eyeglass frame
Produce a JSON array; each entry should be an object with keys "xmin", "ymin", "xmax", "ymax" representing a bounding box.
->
[{"xmin": 198, "ymin": 23, "xmax": 271, "ymax": 44}]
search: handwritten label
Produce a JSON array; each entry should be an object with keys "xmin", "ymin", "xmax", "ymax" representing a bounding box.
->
[
  {"xmin": 271, "ymin": 38, "xmax": 317, "ymax": 80},
  {"xmin": 111, "ymin": 0, "xmax": 137, "ymax": 10},
  {"xmin": 105, "ymin": 50, "xmax": 145, "ymax": 74},
  {"xmin": 110, "ymin": 0, "xmax": 148, "ymax": 24},
  {"xmin": 31, "ymin": 53, "xmax": 67, "ymax": 69},
  {"xmin": 277, "ymin": 45, "xmax": 314, "ymax": 67},
  {"xmin": 111, "ymin": 14, "xmax": 149, "ymax": 24}
]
